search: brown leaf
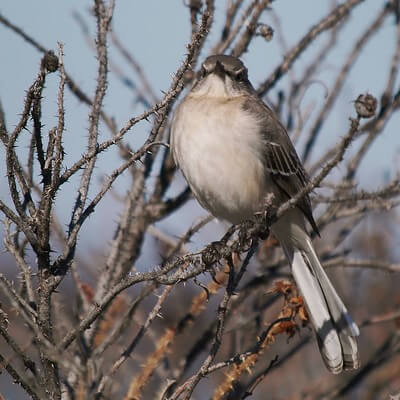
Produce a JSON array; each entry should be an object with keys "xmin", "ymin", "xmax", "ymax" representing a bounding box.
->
[
  {"xmin": 80, "ymin": 283, "xmax": 95, "ymax": 303},
  {"xmin": 268, "ymin": 280, "xmax": 294, "ymax": 296}
]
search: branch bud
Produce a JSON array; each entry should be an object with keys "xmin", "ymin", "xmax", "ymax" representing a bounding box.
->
[
  {"xmin": 41, "ymin": 50, "xmax": 59, "ymax": 74},
  {"xmin": 256, "ymin": 23, "xmax": 274, "ymax": 42},
  {"xmin": 354, "ymin": 93, "xmax": 377, "ymax": 118}
]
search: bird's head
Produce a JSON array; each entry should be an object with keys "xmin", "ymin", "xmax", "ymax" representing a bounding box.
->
[{"xmin": 190, "ymin": 55, "xmax": 252, "ymax": 98}]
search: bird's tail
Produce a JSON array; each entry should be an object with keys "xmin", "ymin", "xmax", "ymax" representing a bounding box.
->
[{"xmin": 275, "ymin": 217, "xmax": 360, "ymax": 373}]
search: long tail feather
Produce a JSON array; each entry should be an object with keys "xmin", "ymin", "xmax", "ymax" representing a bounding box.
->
[
  {"xmin": 274, "ymin": 212, "xmax": 360, "ymax": 373},
  {"xmin": 291, "ymin": 250, "xmax": 344, "ymax": 373},
  {"xmin": 305, "ymin": 242, "xmax": 360, "ymax": 338}
]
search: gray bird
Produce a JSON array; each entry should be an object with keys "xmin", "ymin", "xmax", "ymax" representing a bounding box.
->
[{"xmin": 171, "ymin": 54, "xmax": 360, "ymax": 374}]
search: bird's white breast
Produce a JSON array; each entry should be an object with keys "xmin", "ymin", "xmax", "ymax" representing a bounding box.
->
[{"xmin": 171, "ymin": 94, "xmax": 266, "ymax": 224}]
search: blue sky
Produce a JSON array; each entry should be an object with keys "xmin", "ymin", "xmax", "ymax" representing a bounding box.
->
[{"xmin": 0, "ymin": 0, "xmax": 399, "ymax": 251}]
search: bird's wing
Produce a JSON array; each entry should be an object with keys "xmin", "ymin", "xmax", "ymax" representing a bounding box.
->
[{"xmin": 243, "ymin": 96, "xmax": 319, "ymax": 235}]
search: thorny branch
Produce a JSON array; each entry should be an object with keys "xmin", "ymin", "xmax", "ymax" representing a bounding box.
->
[{"xmin": 257, "ymin": 0, "xmax": 365, "ymax": 96}]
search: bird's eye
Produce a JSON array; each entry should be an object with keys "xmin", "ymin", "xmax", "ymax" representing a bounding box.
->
[{"xmin": 234, "ymin": 68, "xmax": 246, "ymax": 81}]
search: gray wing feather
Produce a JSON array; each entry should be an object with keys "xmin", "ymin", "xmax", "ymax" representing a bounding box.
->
[
  {"xmin": 242, "ymin": 95, "xmax": 320, "ymax": 235},
  {"xmin": 265, "ymin": 141, "xmax": 306, "ymax": 180}
]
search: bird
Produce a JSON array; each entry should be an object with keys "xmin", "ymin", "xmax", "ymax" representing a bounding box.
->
[{"xmin": 170, "ymin": 54, "xmax": 360, "ymax": 374}]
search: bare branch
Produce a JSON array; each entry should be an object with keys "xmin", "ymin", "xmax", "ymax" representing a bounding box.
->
[
  {"xmin": 257, "ymin": 0, "xmax": 365, "ymax": 96},
  {"xmin": 302, "ymin": 4, "xmax": 390, "ymax": 162},
  {"xmin": 231, "ymin": 0, "xmax": 270, "ymax": 57},
  {"xmin": 325, "ymin": 257, "xmax": 400, "ymax": 273}
]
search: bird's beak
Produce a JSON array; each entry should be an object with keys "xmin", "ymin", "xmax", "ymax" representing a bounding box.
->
[{"xmin": 213, "ymin": 60, "xmax": 226, "ymax": 80}]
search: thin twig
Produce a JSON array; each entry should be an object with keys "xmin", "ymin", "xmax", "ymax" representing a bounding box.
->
[
  {"xmin": 302, "ymin": 5, "xmax": 390, "ymax": 162},
  {"xmin": 257, "ymin": 0, "xmax": 365, "ymax": 96}
]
